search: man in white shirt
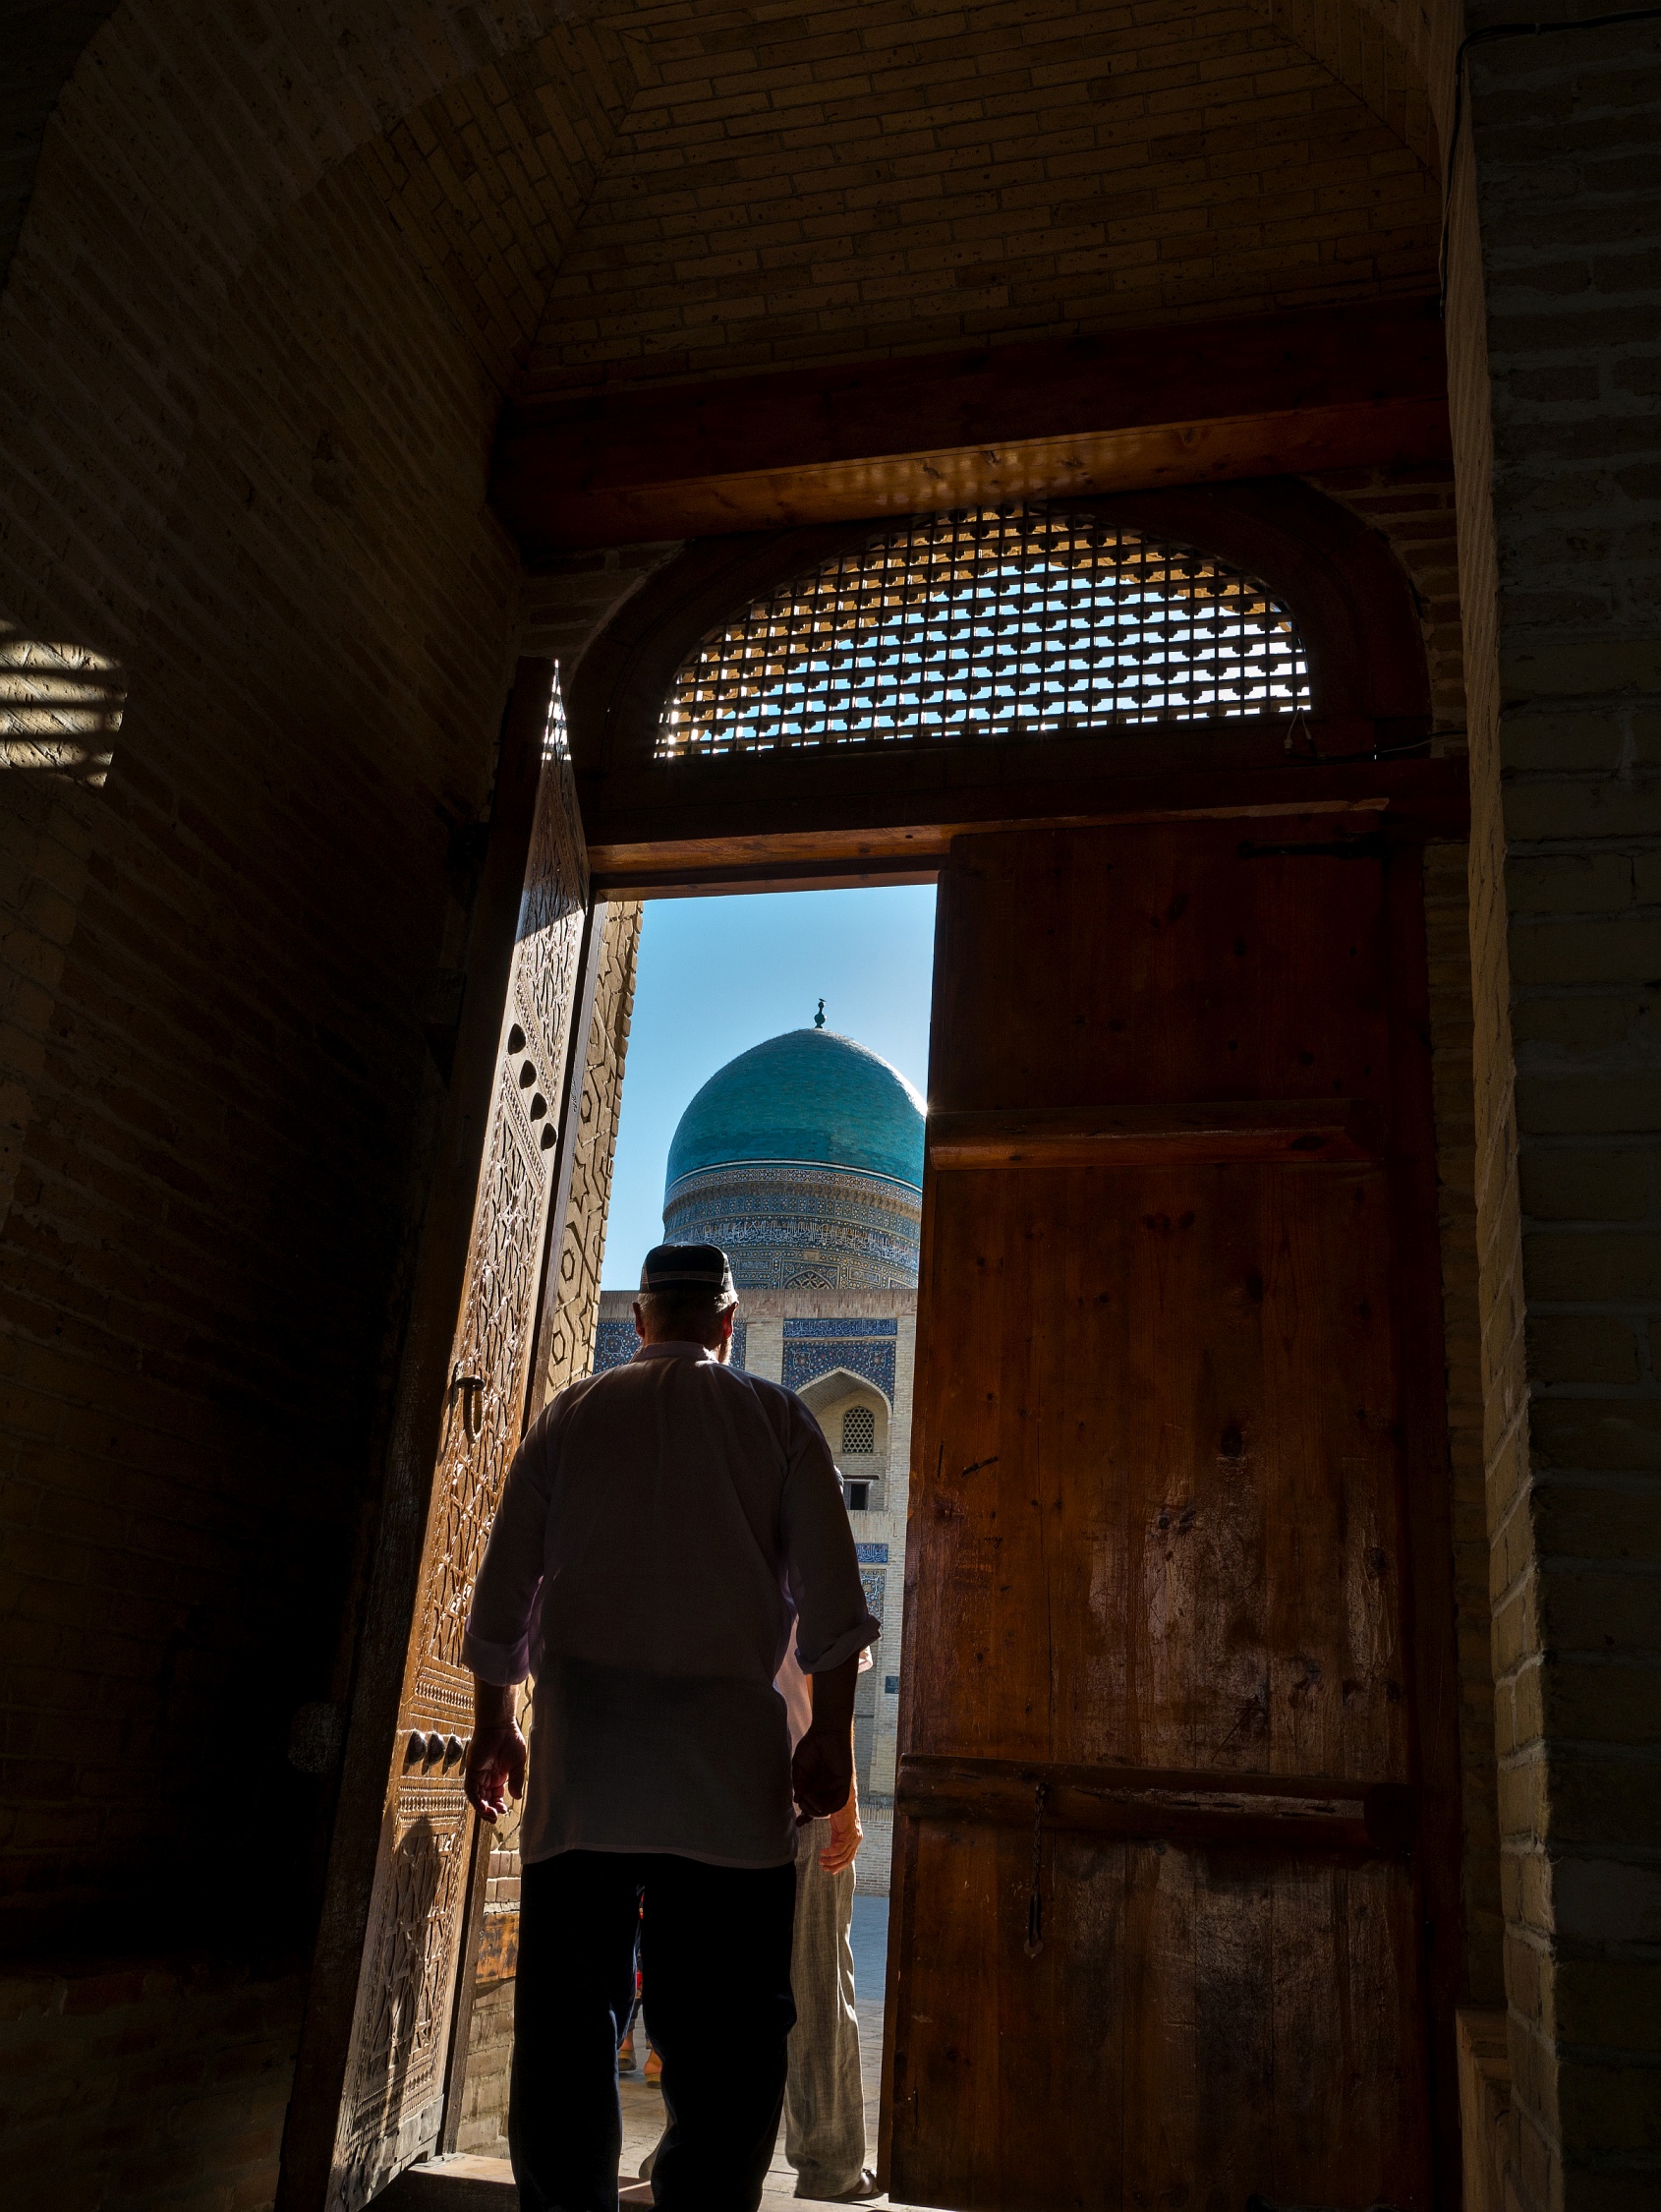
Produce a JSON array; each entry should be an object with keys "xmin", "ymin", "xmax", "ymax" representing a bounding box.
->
[{"xmin": 463, "ymin": 1244, "xmax": 879, "ymax": 2212}]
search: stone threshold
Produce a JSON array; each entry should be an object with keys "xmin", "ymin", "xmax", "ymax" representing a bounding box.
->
[{"xmin": 375, "ymin": 2154, "xmax": 516, "ymax": 2206}]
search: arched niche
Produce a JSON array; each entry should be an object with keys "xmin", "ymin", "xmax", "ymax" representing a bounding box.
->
[{"xmin": 796, "ymin": 1368, "xmax": 893, "ymax": 1494}]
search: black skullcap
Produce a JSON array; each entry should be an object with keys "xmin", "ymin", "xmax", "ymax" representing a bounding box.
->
[{"xmin": 640, "ymin": 1243, "xmax": 735, "ymax": 1299}]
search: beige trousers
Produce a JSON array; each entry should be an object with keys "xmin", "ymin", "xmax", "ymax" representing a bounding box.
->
[{"xmin": 782, "ymin": 1816, "xmax": 867, "ymax": 2200}]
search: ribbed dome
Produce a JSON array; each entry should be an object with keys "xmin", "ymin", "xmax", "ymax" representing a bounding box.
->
[{"xmin": 665, "ymin": 1028, "xmax": 925, "ymax": 1197}]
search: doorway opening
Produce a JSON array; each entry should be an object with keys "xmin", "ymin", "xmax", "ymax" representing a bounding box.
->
[
  {"xmin": 463, "ymin": 877, "xmax": 939, "ymax": 2205},
  {"xmin": 302, "ymin": 484, "xmax": 1481, "ymax": 2212}
]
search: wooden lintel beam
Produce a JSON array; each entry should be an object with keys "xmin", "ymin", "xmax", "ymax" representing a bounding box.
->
[
  {"xmin": 492, "ymin": 298, "xmax": 1449, "ymax": 553},
  {"xmin": 583, "ymin": 756, "xmax": 1470, "ymax": 897}
]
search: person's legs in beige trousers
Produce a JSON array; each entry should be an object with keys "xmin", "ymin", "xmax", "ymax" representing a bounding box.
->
[{"xmin": 783, "ymin": 1815, "xmax": 866, "ymax": 2200}]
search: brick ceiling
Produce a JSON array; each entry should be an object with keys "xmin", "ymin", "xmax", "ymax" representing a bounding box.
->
[
  {"xmin": 11, "ymin": 2, "xmax": 1447, "ymax": 405},
  {"xmin": 507, "ymin": 0, "xmax": 1444, "ymax": 403}
]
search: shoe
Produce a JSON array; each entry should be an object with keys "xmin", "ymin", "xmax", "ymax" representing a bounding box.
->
[
  {"xmin": 644, "ymin": 2048, "xmax": 662, "ymax": 2083},
  {"xmin": 617, "ymin": 2032, "xmax": 637, "ymax": 2072},
  {"xmin": 796, "ymin": 2174, "xmax": 883, "ymax": 2203}
]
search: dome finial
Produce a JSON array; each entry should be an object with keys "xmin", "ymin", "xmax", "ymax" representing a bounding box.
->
[{"xmin": 814, "ymin": 997, "xmax": 826, "ymax": 1029}]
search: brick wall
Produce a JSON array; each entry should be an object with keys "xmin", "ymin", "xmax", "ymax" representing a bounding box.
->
[
  {"xmin": 0, "ymin": 1956, "xmax": 305, "ymax": 2212},
  {"xmin": 0, "ymin": 0, "xmax": 657, "ymax": 1923},
  {"xmin": 0, "ymin": 141, "xmax": 526, "ymax": 1951},
  {"xmin": 1448, "ymin": 12, "xmax": 1661, "ymax": 2206}
]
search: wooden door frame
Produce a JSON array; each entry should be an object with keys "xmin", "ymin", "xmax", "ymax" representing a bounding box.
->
[
  {"xmin": 1382, "ymin": 837, "xmax": 1467, "ymax": 2211},
  {"xmin": 285, "ymin": 476, "xmax": 1472, "ymax": 2204}
]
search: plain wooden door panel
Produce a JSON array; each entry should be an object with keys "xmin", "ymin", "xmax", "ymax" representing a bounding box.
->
[
  {"xmin": 906, "ymin": 1164, "xmax": 1408, "ymax": 1784},
  {"xmin": 889, "ymin": 1829, "xmax": 1422, "ymax": 2212},
  {"xmin": 884, "ymin": 822, "xmax": 1459, "ymax": 2212}
]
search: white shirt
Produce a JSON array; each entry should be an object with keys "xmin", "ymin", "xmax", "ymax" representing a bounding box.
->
[{"xmin": 463, "ymin": 1343, "xmax": 880, "ymax": 1868}]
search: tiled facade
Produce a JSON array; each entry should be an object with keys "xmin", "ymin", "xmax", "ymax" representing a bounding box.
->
[{"xmin": 662, "ymin": 1158, "xmax": 921, "ymax": 1289}]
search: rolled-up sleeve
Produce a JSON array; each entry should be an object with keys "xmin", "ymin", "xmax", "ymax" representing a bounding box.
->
[
  {"xmin": 463, "ymin": 1414, "xmax": 554, "ymax": 1685},
  {"xmin": 780, "ymin": 1402, "xmax": 881, "ymax": 1674}
]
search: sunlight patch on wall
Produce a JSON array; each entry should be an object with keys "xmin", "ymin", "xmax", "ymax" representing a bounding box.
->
[{"xmin": 0, "ymin": 627, "xmax": 125, "ymax": 785}]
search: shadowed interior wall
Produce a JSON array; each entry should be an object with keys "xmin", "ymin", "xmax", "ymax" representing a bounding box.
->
[
  {"xmin": 0, "ymin": 13, "xmax": 642, "ymax": 2206},
  {"xmin": 1446, "ymin": 12, "xmax": 1661, "ymax": 2207}
]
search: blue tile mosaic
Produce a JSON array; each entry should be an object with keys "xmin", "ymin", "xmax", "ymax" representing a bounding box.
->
[
  {"xmin": 593, "ymin": 1315, "xmax": 745, "ymax": 1375},
  {"xmin": 784, "ymin": 1318, "xmax": 898, "ymax": 1339},
  {"xmin": 860, "ymin": 1568, "xmax": 886, "ymax": 1625},
  {"xmin": 592, "ymin": 1317, "xmax": 637, "ymax": 1374},
  {"xmin": 663, "ymin": 1158, "xmax": 919, "ymax": 1291},
  {"xmin": 884, "ymin": 1677, "xmax": 899, "ymax": 1695},
  {"xmin": 855, "ymin": 1543, "xmax": 889, "ymax": 1562},
  {"xmin": 782, "ymin": 1332, "xmax": 895, "ymax": 1399}
]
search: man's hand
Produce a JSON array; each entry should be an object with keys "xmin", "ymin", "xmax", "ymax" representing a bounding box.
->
[
  {"xmin": 791, "ymin": 1651, "xmax": 859, "ymax": 1818},
  {"xmin": 466, "ymin": 1679, "xmax": 527, "ymax": 1825},
  {"xmin": 820, "ymin": 1782, "xmax": 863, "ymax": 1874},
  {"xmin": 792, "ymin": 1722, "xmax": 854, "ymax": 1820}
]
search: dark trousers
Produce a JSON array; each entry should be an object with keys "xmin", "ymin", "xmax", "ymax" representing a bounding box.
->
[{"xmin": 510, "ymin": 1848, "xmax": 797, "ymax": 2212}]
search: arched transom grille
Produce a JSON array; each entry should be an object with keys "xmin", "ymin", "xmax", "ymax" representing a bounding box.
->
[{"xmin": 657, "ymin": 505, "xmax": 1308, "ymax": 760}]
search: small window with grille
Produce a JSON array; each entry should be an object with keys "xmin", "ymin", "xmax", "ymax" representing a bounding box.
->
[
  {"xmin": 657, "ymin": 504, "xmax": 1308, "ymax": 761},
  {"xmin": 841, "ymin": 1404, "xmax": 877, "ymax": 1455}
]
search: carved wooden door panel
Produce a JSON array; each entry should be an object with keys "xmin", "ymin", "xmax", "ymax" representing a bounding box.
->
[
  {"xmin": 883, "ymin": 822, "xmax": 1461, "ymax": 2212},
  {"xmin": 325, "ymin": 684, "xmax": 590, "ymax": 2212}
]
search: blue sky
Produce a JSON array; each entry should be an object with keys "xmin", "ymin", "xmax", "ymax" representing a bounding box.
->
[{"xmin": 601, "ymin": 883, "xmax": 939, "ymax": 1288}]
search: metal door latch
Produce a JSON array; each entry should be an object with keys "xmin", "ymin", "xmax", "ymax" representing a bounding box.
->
[{"xmin": 452, "ymin": 1363, "xmax": 485, "ymax": 1442}]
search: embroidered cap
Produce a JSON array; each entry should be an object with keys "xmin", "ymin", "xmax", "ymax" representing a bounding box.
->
[{"xmin": 639, "ymin": 1243, "xmax": 736, "ymax": 1300}]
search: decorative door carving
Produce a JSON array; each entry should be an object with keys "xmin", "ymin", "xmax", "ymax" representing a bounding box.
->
[
  {"xmin": 325, "ymin": 682, "xmax": 589, "ymax": 2212},
  {"xmin": 533, "ymin": 899, "xmax": 643, "ymax": 1417}
]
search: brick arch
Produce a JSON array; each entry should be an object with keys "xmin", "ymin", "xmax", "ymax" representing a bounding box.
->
[
  {"xmin": 1241, "ymin": 0, "xmax": 1449, "ymax": 171},
  {"xmin": 1, "ymin": 3, "xmax": 650, "ymax": 664},
  {"xmin": 799, "ymin": 1367, "xmax": 895, "ymax": 1420}
]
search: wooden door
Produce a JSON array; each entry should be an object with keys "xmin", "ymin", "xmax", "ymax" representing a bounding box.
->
[
  {"xmin": 883, "ymin": 821, "xmax": 1460, "ymax": 2212},
  {"xmin": 279, "ymin": 665, "xmax": 594, "ymax": 2212}
]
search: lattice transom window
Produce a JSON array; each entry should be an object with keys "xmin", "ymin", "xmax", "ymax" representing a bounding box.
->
[
  {"xmin": 841, "ymin": 1404, "xmax": 877, "ymax": 1455},
  {"xmin": 657, "ymin": 505, "xmax": 1308, "ymax": 760}
]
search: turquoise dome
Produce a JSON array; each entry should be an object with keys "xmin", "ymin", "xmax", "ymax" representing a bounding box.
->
[{"xmin": 665, "ymin": 1029, "xmax": 925, "ymax": 1196}]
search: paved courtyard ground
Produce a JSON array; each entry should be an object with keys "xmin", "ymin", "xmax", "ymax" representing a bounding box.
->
[{"xmin": 618, "ymin": 1894, "xmax": 911, "ymax": 2209}]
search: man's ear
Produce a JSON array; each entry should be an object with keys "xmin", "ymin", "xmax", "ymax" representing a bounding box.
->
[
  {"xmin": 717, "ymin": 1305, "xmax": 736, "ymax": 1343},
  {"xmin": 633, "ymin": 1300, "xmax": 646, "ymax": 1341}
]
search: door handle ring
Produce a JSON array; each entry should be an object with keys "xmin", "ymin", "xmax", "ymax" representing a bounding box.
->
[{"xmin": 452, "ymin": 1365, "xmax": 485, "ymax": 1443}]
